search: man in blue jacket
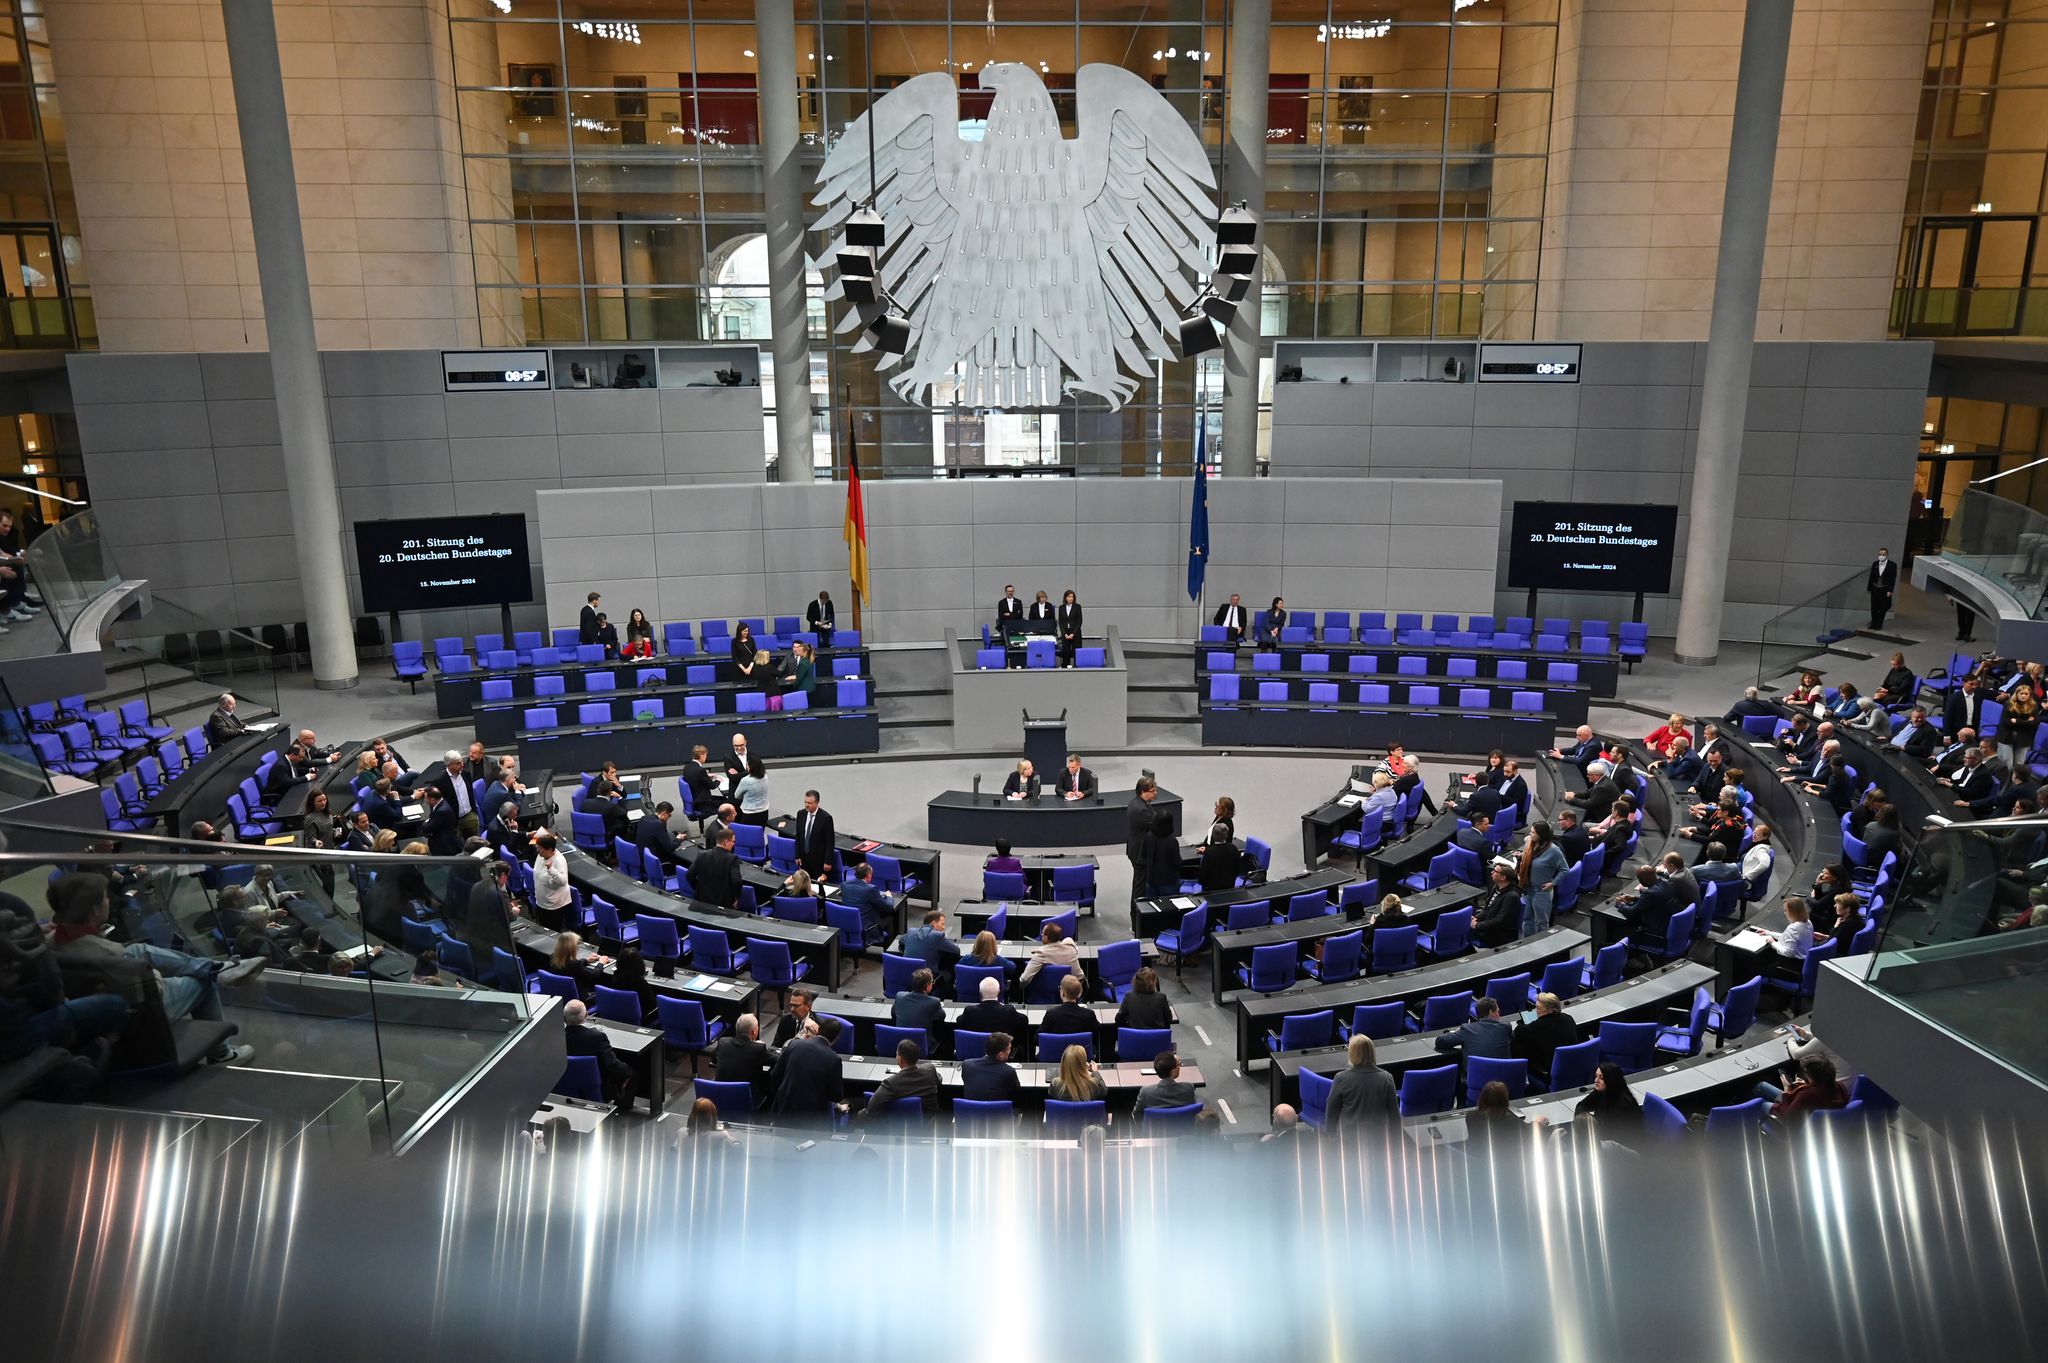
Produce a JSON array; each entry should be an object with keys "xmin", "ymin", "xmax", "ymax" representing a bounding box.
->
[{"xmin": 899, "ymin": 908, "xmax": 960, "ymax": 992}]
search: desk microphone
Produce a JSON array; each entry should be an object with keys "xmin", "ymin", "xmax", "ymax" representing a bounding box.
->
[{"xmin": 972, "ymin": 774, "xmax": 981, "ymax": 796}]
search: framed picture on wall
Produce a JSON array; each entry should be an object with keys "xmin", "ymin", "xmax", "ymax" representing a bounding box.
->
[
  {"xmin": 1337, "ymin": 74, "xmax": 1372, "ymax": 123},
  {"xmin": 509, "ymin": 63, "xmax": 556, "ymax": 118}
]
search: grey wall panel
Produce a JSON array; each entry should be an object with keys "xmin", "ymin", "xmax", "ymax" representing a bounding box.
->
[
  {"xmin": 322, "ymin": 350, "xmax": 442, "ymax": 396},
  {"xmin": 214, "ymin": 443, "xmax": 288, "ymax": 493},
  {"xmin": 65, "ymin": 353, "xmax": 201, "ymax": 406},
  {"xmin": 1577, "ymin": 341, "xmax": 1699, "ymax": 387},
  {"xmin": 328, "ymin": 393, "xmax": 448, "ymax": 442},
  {"xmin": 448, "ymin": 434, "xmax": 561, "ymax": 483},
  {"xmin": 1372, "ymin": 383, "xmax": 1475, "ymax": 426},
  {"xmin": 553, "ymin": 388, "xmax": 661, "ymax": 436},
  {"xmin": 95, "ymin": 495, "xmax": 225, "ymax": 547},
  {"xmin": 206, "ymin": 398, "xmax": 282, "ymax": 447},
  {"xmin": 1473, "ymin": 382, "xmax": 1579, "ymax": 428},
  {"xmin": 452, "ymin": 479, "xmax": 545, "ymax": 520},
  {"xmin": 76, "ymin": 401, "xmax": 212, "ymax": 453},
  {"xmin": 333, "ymin": 438, "xmax": 453, "ymax": 488},
  {"xmin": 92, "ymin": 447, "xmax": 219, "ymax": 498},
  {"xmin": 198, "ymin": 352, "xmax": 274, "ymax": 401},
  {"xmin": 1748, "ymin": 342, "xmax": 1812, "ymax": 386},
  {"xmin": 444, "ymin": 391, "xmax": 557, "ymax": 439}
]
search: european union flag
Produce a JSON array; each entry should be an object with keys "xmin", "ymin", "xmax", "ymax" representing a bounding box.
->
[{"xmin": 1187, "ymin": 414, "xmax": 1209, "ymax": 602}]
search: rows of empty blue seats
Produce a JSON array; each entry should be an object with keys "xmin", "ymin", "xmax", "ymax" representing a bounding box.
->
[
  {"xmin": 519, "ymin": 677, "xmax": 871, "ymax": 732},
  {"xmin": 393, "ymin": 620, "xmax": 866, "ymax": 683},
  {"xmin": 975, "ymin": 640, "xmax": 1108, "ymax": 670},
  {"xmin": 1199, "ymin": 612, "xmax": 1648, "ymax": 659},
  {"xmin": 1205, "ymin": 652, "xmax": 1587, "ymax": 685},
  {"xmin": 18, "ymin": 696, "xmax": 200, "ymax": 826},
  {"xmin": 476, "ymin": 657, "xmax": 864, "ymax": 703},
  {"xmin": 1208, "ymin": 676, "xmax": 1552, "ymax": 713}
]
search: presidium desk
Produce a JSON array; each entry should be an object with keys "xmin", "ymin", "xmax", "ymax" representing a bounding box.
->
[{"xmin": 927, "ymin": 787, "xmax": 1183, "ymax": 850}]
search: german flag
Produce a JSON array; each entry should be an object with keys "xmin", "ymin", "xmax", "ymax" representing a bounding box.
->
[{"xmin": 843, "ymin": 413, "xmax": 870, "ymax": 605}]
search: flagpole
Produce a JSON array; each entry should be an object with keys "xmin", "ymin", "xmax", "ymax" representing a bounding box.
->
[
  {"xmin": 1194, "ymin": 396, "xmax": 1206, "ymax": 637},
  {"xmin": 843, "ymin": 389, "xmax": 864, "ymax": 635}
]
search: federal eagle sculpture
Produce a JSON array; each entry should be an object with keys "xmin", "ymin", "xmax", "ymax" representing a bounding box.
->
[{"xmin": 814, "ymin": 63, "xmax": 1219, "ymax": 411}]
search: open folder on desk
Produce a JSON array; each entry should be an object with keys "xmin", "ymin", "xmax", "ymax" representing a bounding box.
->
[{"xmin": 1169, "ymin": 896, "xmax": 1200, "ymax": 910}]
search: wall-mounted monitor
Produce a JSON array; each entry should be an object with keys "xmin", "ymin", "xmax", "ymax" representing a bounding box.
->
[
  {"xmin": 1507, "ymin": 501, "xmax": 1679, "ymax": 594},
  {"xmin": 442, "ymin": 349, "xmax": 550, "ymax": 391},
  {"xmin": 353, "ymin": 514, "xmax": 533, "ymax": 614}
]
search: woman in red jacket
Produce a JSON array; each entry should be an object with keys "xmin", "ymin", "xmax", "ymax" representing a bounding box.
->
[{"xmin": 1643, "ymin": 712, "xmax": 1689, "ymax": 758}]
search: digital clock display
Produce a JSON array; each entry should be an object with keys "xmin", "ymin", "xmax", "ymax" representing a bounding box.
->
[{"xmin": 441, "ymin": 350, "xmax": 551, "ymax": 391}]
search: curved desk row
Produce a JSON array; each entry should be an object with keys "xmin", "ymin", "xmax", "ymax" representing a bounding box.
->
[
  {"xmin": 517, "ymin": 703, "xmax": 880, "ymax": 770},
  {"xmin": 142, "ymin": 730, "xmax": 277, "ymax": 839},
  {"xmin": 563, "ymin": 846, "xmax": 840, "ymax": 985},
  {"xmin": 1787, "ymin": 705, "xmax": 1949, "ymax": 840},
  {"xmin": 1228, "ymin": 640, "xmax": 1620, "ymax": 698},
  {"xmin": 1200, "ymin": 697, "xmax": 1555, "ymax": 753},
  {"xmin": 1266, "ymin": 959, "xmax": 1718, "ymax": 1111},
  {"xmin": 926, "ymin": 787, "xmax": 1181, "ymax": 851},
  {"xmin": 770, "ymin": 990, "xmax": 1174, "ymax": 1061},
  {"xmin": 1129, "ymin": 865, "xmax": 1356, "ymax": 938},
  {"xmin": 828, "ymin": 1056, "xmax": 1204, "ymax": 1106},
  {"xmin": 1232, "ymin": 926, "xmax": 1592, "ymax": 1063},
  {"xmin": 880, "ymin": 934, "xmax": 1159, "ymax": 995},
  {"xmin": 1208, "ymin": 882, "xmax": 1483, "ymax": 1006},
  {"xmin": 434, "ymin": 648, "xmax": 871, "ymax": 718},
  {"xmin": 1201, "ymin": 661, "xmax": 1592, "ymax": 730},
  {"xmin": 471, "ymin": 673, "xmax": 865, "ymax": 744}
]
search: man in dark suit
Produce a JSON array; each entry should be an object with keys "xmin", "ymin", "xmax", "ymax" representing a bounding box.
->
[
  {"xmin": 1213, "ymin": 593, "xmax": 1249, "ymax": 644},
  {"xmin": 636, "ymin": 801, "xmax": 683, "ymax": 871},
  {"xmin": 1568, "ymin": 760, "xmax": 1620, "ymax": 823},
  {"xmin": 794, "ymin": 790, "xmax": 835, "ymax": 879},
  {"xmin": 805, "ymin": 590, "xmax": 836, "ymax": 648},
  {"xmin": 1867, "ymin": 547, "xmax": 1898, "ymax": 630},
  {"xmin": 463, "ymin": 858, "xmax": 519, "ymax": 956},
  {"xmin": 891, "ymin": 967, "xmax": 947, "ymax": 1040},
  {"xmin": 1126, "ymin": 776, "xmax": 1158, "ymax": 899},
  {"xmin": 995, "ymin": 585, "xmax": 1024, "ymax": 637},
  {"xmin": 1554, "ymin": 809, "xmax": 1591, "ymax": 864},
  {"xmin": 1461, "ymin": 783, "xmax": 1503, "ymax": 822},
  {"xmin": 1471, "ymin": 864, "xmax": 1523, "ymax": 948},
  {"xmin": 1945, "ymin": 676, "xmax": 1985, "ymax": 738},
  {"xmin": 1001, "ymin": 760, "xmax": 1041, "ymax": 800},
  {"xmin": 769, "ymin": 1014, "xmax": 846, "ymax": 1125},
  {"xmin": 1433, "ymin": 995, "xmax": 1513, "ymax": 1059},
  {"xmin": 564, "ymin": 999, "xmax": 637, "ymax": 1111},
  {"xmin": 960, "ymin": 1031, "xmax": 1023, "ymax": 1101},
  {"xmin": 957, "ymin": 974, "xmax": 1027, "ymax": 1038},
  {"xmin": 419, "ymin": 785, "xmax": 462, "ymax": 856},
  {"xmin": 1723, "ymin": 686, "xmax": 1777, "ymax": 729},
  {"xmin": 1512, "ymin": 992, "xmax": 1578, "ymax": 1084},
  {"xmin": 578, "ymin": 591, "xmax": 602, "ymax": 646},
  {"xmin": 1617, "ymin": 864, "xmax": 1680, "ymax": 943},
  {"xmin": 357, "ymin": 779, "xmax": 405, "ymax": 832},
  {"xmin": 1929, "ymin": 727, "xmax": 1976, "ymax": 779},
  {"xmin": 768, "ymin": 988, "xmax": 815, "ymax": 1046},
  {"xmin": 205, "ymin": 692, "xmax": 249, "ymax": 746},
  {"xmin": 1058, "ymin": 754, "xmax": 1097, "ymax": 801},
  {"xmin": 262, "ymin": 745, "xmax": 311, "ymax": 799},
  {"xmin": 342, "ymin": 810, "xmax": 376, "ymax": 852},
  {"xmin": 1897, "ymin": 707, "xmax": 1941, "ymax": 760},
  {"xmin": 722, "ymin": 733, "xmax": 751, "ymax": 792},
  {"xmin": 899, "ymin": 909, "xmax": 961, "ymax": 989},
  {"xmin": 430, "ymin": 752, "xmax": 480, "ymax": 836},
  {"xmin": 692, "ymin": 825, "xmax": 744, "ymax": 908},
  {"xmin": 679, "ymin": 745, "xmax": 719, "ymax": 820},
  {"xmin": 1548, "ymin": 725, "xmax": 1601, "ymax": 774},
  {"xmin": 837, "ymin": 862, "xmax": 894, "ymax": 945},
  {"xmin": 1496, "ymin": 760, "xmax": 1529, "ymax": 819},
  {"xmin": 859, "ymin": 1038, "xmax": 940, "ymax": 1120},
  {"xmin": 1453, "ymin": 812, "xmax": 1494, "ymax": 856},
  {"xmin": 1039, "ymin": 972, "xmax": 1098, "ymax": 1036},
  {"xmin": 713, "ymin": 1013, "xmax": 772, "ymax": 1107},
  {"xmin": 1948, "ymin": 750, "xmax": 1998, "ymax": 808}
]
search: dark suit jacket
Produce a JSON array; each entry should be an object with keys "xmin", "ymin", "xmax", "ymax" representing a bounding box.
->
[
  {"xmin": 479, "ymin": 781, "xmax": 517, "ymax": 824},
  {"xmin": 1001, "ymin": 773, "xmax": 1041, "ymax": 799},
  {"xmin": 1213, "ymin": 601, "xmax": 1248, "ymax": 637},
  {"xmin": 680, "ymin": 761, "xmax": 717, "ymax": 813},
  {"xmin": 261, "ymin": 758, "xmax": 302, "ymax": 799},
  {"xmin": 1453, "ymin": 826, "xmax": 1492, "ymax": 856},
  {"xmin": 1025, "ymin": 601, "xmax": 1054, "ymax": 627},
  {"xmin": 723, "ymin": 748, "xmax": 750, "ymax": 789},
  {"xmin": 960, "ymin": 1056, "xmax": 1022, "ymax": 1101},
  {"xmin": 1557, "ymin": 826, "xmax": 1592, "ymax": 863},
  {"xmin": 805, "ymin": 599, "xmax": 835, "ymax": 631},
  {"xmin": 957, "ymin": 999, "xmax": 1028, "ymax": 1040},
  {"xmin": 636, "ymin": 813, "xmax": 681, "ymax": 865},
  {"xmin": 1513, "ymin": 1009, "xmax": 1578, "ymax": 1080},
  {"xmin": 1579, "ymin": 778, "xmax": 1620, "ymax": 823},
  {"xmin": 463, "ymin": 880, "xmax": 516, "ymax": 955},
  {"xmin": 1115, "ymin": 990, "xmax": 1173, "ymax": 1030},
  {"xmin": 1623, "ymin": 880, "xmax": 1681, "ymax": 941},
  {"xmin": 996, "ymin": 596, "xmax": 1024, "ymax": 627},
  {"xmin": 891, "ymin": 989, "xmax": 946, "ymax": 1037},
  {"xmin": 1952, "ymin": 764, "xmax": 1997, "ymax": 803},
  {"xmin": 359, "ymin": 790, "xmax": 405, "ymax": 831},
  {"xmin": 1058, "ymin": 765, "xmax": 1096, "ymax": 799},
  {"xmin": 691, "ymin": 846, "xmax": 743, "ymax": 908},
  {"xmin": 793, "ymin": 806, "xmax": 836, "ymax": 877},
  {"xmin": 1558, "ymin": 737, "xmax": 1601, "ymax": 770},
  {"xmin": 1497, "ymin": 775, "xmax": 1529, "ymax": 816},
  {"xmin": 579, "ymin": 604, "xmax": 600, "ymax": 645},
  {"xmin": 1055, "ymin": 603, "xmax": 1082, "ymax": 638},
  {"xmin": 1899, "ymin": 723, "xmax": 1941, "ymax": 759},
  {"xmin": 1945, "ymin": 691, "xmax": 1984, "ymax": 736},
  {"xmin": 205, "ymin": 706, "xmax": 247, "ymax": 746},
  {"xmin": 421, "ymin": 801, "xmax": 461, "ymax": 856},
  {"xmin": 769, "ymin": 1036, "xmax": 844, "ymax": 1122},
  {"xmin": 1040, "ymin": 1001, "xmax": 1098, "ymax": 1038},
  {"xmin": 864, "ymin": 1061, "xmax": 941, "ymax": 1117},
  {"xmin": 899, "ymin": 925, "xmax": 961, "ymax": 975},
  {"xmin": 1434, "ymin": 1016, "xmax": 1513, "ymax": 1059},
  {"xmin": 1463, "ymin": 786, "xmax": 1503, "ymax": 821},
  {"xmin": 564, "ymin": 1020, "xmax": 629, "ymax": 1090},
  {"xmin": 713, "ymin": 1035, "xmax": 771, "ymax": 1103},
  {"xmin": 1472, "ymin": 886, "xmax": 1523, "ymax": 947},
  {"xmin": 1126, "ymin": 797, "xmax": 1154, "ymax": 862},
  {"xmin": 1867, "ymin": 558, "xmax": 1898, "ymax": 595}
]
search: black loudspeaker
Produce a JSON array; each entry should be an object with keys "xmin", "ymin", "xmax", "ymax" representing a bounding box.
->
[
  {"xmin": 836, "ymin": 244, "xmax": 877, "ymax": 277},
  {"xmin": 1177, "ymin": 313, "xmax": 1221, "ymax": 357},
  {"xmin": 841, "ymin": 274, "xmax": 879, "ymax": 305},
  {"xmin": 868, "ymin": 312, "xmax": 911, "ymax": 355},
  {"xmin": 1218, "ymin": 241, "xmax": 1259, "ymax": 277},
  {"xmin": 1216, "ymin": 205, "xmax": 1257, "ymax": 246},
  {"xmin": 1212, "ymin": 269, "xmax": 1252, "ymax": 302},
  {"xmin": 845, "ymin": 208, "xmax": 886, "ymax": 248},
  {"xmin": 1201, "ymin": 294, "xmax": 1238, "ymax": 325}
]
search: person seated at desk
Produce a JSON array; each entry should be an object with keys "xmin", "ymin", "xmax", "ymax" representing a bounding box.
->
[
  {"xmin": 1471, "ymin": 863, "xmax": 1523, "ymax": 948},
  {"xmin": 586, "ymin": 760, "xmax": 630, "ymax": 840},
  {"xmin": 805, "ymin": 590, "xmax": 835, "ymax": 649},
  {"xmin": 1497, "ymin": 758, "xmax": 1530, "ymax": 817},
  {"xmin": 1255, "ymin": 596, "xmax": 1287, "ymax": 647},
  {"xmin": 1026, "ymin": 589, "xmax": 1055, "ymax": 633},
  {"xmin": 861, "ymin": 1037, "xmax": 941, "ymax": 1120},
  {"xmin": 1551, "ymin": 809, "xmax": 1590, "ymax": 865},
  {"xmin": 563, "ymin": 1000, "xmax": 636, "ymax": 1114},
  {"xmin": 1754, "ymin": 1054, "xmax": 1849, "ymax": 1126},
  {"xmin": 1058, "ymin": 753, "xmax": 1096, "ymax": 801},
  {"xmin": 1761, "ymin": 897, "xmax": 1815, "ymax": 979},
  {"xmin": 714, "ymin": 1014, "xmax": 772, "ymax": 1106},
  {"xmin": 357, "ymin": 778, "xmax": 406, "ymax": 832},
  {"xmin": 1782, "ymin": 670, "xmax": 1824, "ymax": 707},
  {"xmin": 1002, "ymin": 760, "xmax": 1041, "ymax": 801},
  {"xmin": 1133, "ymin": 1051, "xmax": 1199, "ymax": 1114},
  {"xmin": 1512, "ymin": 992, "xmax": 1576, "ymax": 1084},
  {"xmin": 983, "ymin": 839, "xmax": 1024, "ymax": 877},
  {"xmin": 547, "ymin": 930, "xmax": 608, "ymax": 999},
  {"xmin": 1849, "ymin": 696, "xmax": 1893, "ymax": 739},
  {"xmin": 1093, "ymin": 960, "xmax": 1168, "ymax": 1028},
  {"xmin": 1196, "ymin": 796, "xmax": 1239, "ymax": 893},
  {"xmin": 636, "ymin": 801, "xmax": 683, "ymax": 871},
  {"xmin": 1434, "ymin": 995, "xmax": 1513, "ymax": 1059},
  {"xmin": 1693, "ymin": 841, "xmax": 1744, "ymax": 886},
  {"xmin": 1019, "ymin": 920, "xmax": 1080, "ymax": 992},
  {"xmin": 1550, "ymin": 724, "xmax": 1602, "ymax": 773},
  {"xmin": 205, "ymin": 691, "xmax": 250, "ymax": 746},
  {"xmin": 963, "ymin": 930, "xmax": 1017, "ymax": 986},
  {"xmin": 1566, "ymin": 759, "xmax": 1621, "ymax": 823},
  {"xmin": 1820, "ymin": 892, "xmax": 1866, "ymax": 947},
  {"xmin": 1614, "ymin": 863, "xmax": 1680, "ymax": 939},
  {"xmin": 620, "ymin": 608, "xmax": 655, "ymax": 660},
  {"xmin": 1213, "ymin": 593, "xmax": 1249, "ymax": 645},
  {"xmin": 487, "ymin": 800, "xmax": 526, "ymax": 858},
  {"xmin": 1474, "ymin": 749, "xmax": 1507, "ymax": 788},
  {"xmin": 1141, "ymin": 809, "xmax": 1181, "ymax": 898},
  {"xmin": 1655, "ymin": 735, "xmax": 1702, "ymax": 785},
  {"xmin": 1040, "ymin": 972, "xmax": 1097, "ymax": 1035},
  {"xmin": 1644, "ymin": 713, "xmax": 1689, "ymax": 758},
  {"xmin": 262, "ymin": 744, "xmax": 315, "ymax": 799},
  {"xmin": 961, "ymin": 1031, "xmax": 1023, "ymax": 1102},
  {"xmin": 1895, "ymin": 706, "xmax": 1941, "ymax": 760},
  {"xmin": 892, "ymin": 967, "xmax": 947, "ymax": 1037},
  {"xmin": 959, "ymin": 973, "xmax": 1027, "ymax": 1036},
  {"xmin": 770, "ymin": 1014, "xmax": 846, "ymax": 1125},
  {"xmin": 1056, "ymin": 590, "xmax": 1083, "ymax": 664},
  {"xmin": 1379, "ymin": 743, "xmax": 1438, "ymax": 816},
  {"xmin": 1361, "ymin": 771, "xmax": 1399, "ymax": 823},
  {"xmin": 693, "ymin": 825, "xmax": 745, "ymax": 909},
  {"xmin": 995, "ymin": 585, "xmax": 1025, "ymax": 638},
  {"xmin": 1453, "ymin": 812, "xmax": 1494, "ymax": 856},
  {"xmin": 1047, "ymin": 1044, "xmax": 1106, "ymax": 1102},
  {"xmin": 1805, "ymin": 754, "xmax": 1857, "ymax": 815},
  {"xmin": 590, "ymin": 612, "xmax": 619, "ymax": 660},
  {"xmin": 902, "ymin": 909, "xmax": 962, "ymax": 987},
  {"xmin": 1370, "ymin": 894, "xmax": 1409, "ymax": 930},
  {"xmin": 838, "ymin": 862, "xmax": 894, "ymax": 945}
]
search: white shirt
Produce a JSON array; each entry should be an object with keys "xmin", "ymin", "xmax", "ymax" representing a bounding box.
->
[
  {"xmin": 1773, "ymin": 918, "xmax": 1813, "ymax": 959},
  {"xmin": 447, "ymin": 769, "xmax": 471, "ymax": 816},
  {"xmin": 533, "ymin": 851, "xmax": 571, "ymax": 911},
  {"xmin": 1742, "ymin": 843, "xmax": 1774, "ymax": 883}
]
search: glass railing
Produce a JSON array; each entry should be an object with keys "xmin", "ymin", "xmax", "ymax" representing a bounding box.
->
[
  {"xmin": 22, "ymin": 505, "xmax": 119, "ymax": 639},
  {"xmin": 107, "ymin": 591, "xmax": 284, "ymax": 725},
  {"xmin": 1940, "ymin": 488, "xmax": 2048, "ymax": 621},
  {"xmin": 1892, "ymin": 285, "xmax": 2048, "ymax": 339},
  {"xmin": 1861, "ymin": 814, "xmax": 2048, "ymax": 1090},
  {"xmin": 0, "ymin": 817, "xmax": 538, "ymax": 1152},
  {"xmin": 1755, "ymin": 569, "xmax": 1869, "ymax": 689}
]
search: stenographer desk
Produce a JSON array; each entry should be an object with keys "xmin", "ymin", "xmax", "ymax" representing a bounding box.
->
[{"xmin": 927, "ymin": 787, "xmax": 1181, "ymax": 850}]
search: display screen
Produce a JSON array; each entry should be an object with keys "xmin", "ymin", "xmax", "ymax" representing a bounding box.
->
[
  {"xmin": 354, "ymin": 515, "xmax": 533, "ymax": 614},
  {"xmin": 1507, "ymin": 501, "xmax": 1679, "ymax": 594}
]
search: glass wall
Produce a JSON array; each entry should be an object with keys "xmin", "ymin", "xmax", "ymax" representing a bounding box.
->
[
  {"xmin": 449, "ymin": 1, "xmax": 1555, "ymax": 472},
  {"xmin": 1894, "ymin": 0, "xmax": 2048, "ymax": 338},
  {"xmin": 0, "ymin": 1, "xmax": 88, "ymax": 349}
]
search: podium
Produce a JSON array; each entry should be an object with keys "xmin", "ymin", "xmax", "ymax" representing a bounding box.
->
[{"xmin": 1022, "ymin": 710, "xmax": 1067, "ymax": 780}]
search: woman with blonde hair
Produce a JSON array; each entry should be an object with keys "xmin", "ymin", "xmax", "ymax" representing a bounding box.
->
[
  {"xmin": 1048, "ymin": 1043, "xmax": 1106, "ymax": 1102},
  {"xmin": 1644, "ymin": 713, "xmax": 1688, "ymax": 758},
  {"xmin": 969, "ymin": 928, "xmax": 1016, "ymax": 980},
  {"xmin": 373, "ymin": 828, "xmax": 398, "ymax": 853}
]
